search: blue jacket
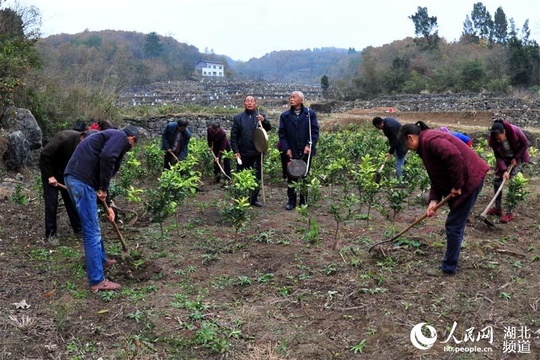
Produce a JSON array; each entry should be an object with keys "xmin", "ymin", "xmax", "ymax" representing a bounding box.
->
[
  {"xmin": 451, "ymin": 132, "xmax": 471, "ymax": 145},
  {"xmin": 64, "ymin": 129, "xmax": 132, "ymax": 191},
  {"xmin": 230, "ymin": 110, "xmax": 271, "ymax": 157},
  {"xmin": 278, "ymin": 105, "xmax": 319, "ymax": 158},
  {"xmin": 161, "ymin": 121, "xmax": 192, "ymax": 160}
]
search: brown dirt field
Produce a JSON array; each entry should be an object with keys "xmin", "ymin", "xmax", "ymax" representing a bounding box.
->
[{"xmin": 1, "ymin": 109, "xmax": 540, "ymax": 359}]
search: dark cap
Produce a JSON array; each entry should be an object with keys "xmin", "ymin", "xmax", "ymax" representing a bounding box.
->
[
  {"xmin": 211, "ymin": 121, "xmax": 220, "ymax": 129},
  {"xmin": 123, "ymin": 125, "xmax": 139, "ymax": 140}
]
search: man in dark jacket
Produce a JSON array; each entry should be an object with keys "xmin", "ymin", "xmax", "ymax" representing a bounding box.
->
[
  {"xmin": 373, "ymin": 116, "xmax": 408, "ymax": 178},
  {"xmin": 487, "ymin": 120, "xmax": 530, "ymax": 223},
  {"xmin": 400, "ymin": 121, "xmax": 489, "ymax": 275},
  {"xmin": 230, "ymin": 96, "xmax": 272, "ymax": 207},
  {"xmin": 279, "ymin": 91, "xmax": 319, "ymax": 210},
  {"xmin": 64, "ymin": 126, "xmax": 138, "ymax": 292},
  {"xmin": 161, "ymin": 119, "xmax": 192, "ymax": 169},
  {"xmin": 39, "ymin": 129, "xmax": 96, "ymax": 240},
  {"xmin": 207, "ymin": 122, "xmax": 231, "ymax": 183}
]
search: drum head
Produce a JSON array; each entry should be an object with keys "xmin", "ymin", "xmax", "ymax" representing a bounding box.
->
[
  {"xmin": 287, "ymin": 159, "xmax": 307, "ymax": 179},
  {"xmin": 254, "ymin": 127, "xmax": 269, "ymax": 152}
]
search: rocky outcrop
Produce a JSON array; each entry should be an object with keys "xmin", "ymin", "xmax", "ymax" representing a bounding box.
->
[{"xmin": 1, "ymin": 108, "xmax": 42, "ymax": 171}]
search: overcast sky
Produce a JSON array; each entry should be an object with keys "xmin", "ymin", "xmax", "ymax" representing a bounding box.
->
[{"xmin": 6, "ymin": 0, "xmax": 540, "ymax": 61}]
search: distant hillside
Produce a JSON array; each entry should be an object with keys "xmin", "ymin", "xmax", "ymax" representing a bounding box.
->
[
  {"xmin": 37, "ymin": 30, "xmax": 227, "ymax": 88},
  {"xmin": 229, "ymin": 48, "xmax": 361, "ymax": 84},
  {"xmin": 37, "ymin": 30, "xmax": 359, "ymax": 87}
]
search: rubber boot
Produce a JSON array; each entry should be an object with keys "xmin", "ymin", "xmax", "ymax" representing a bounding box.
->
[
  {"xmin": 286, "ymin": 187, "xmax": 296, "ymax": 210},
  {"xmin": 251, "ymin": 189, "xmax": 262, "ymax": 207},
  {"xmin": 299, "ymin": 193, "xmax": 307, "ymax": 206}
]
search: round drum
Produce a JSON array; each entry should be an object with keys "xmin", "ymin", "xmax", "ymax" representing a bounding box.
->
[
  {"xmin": 287, "ymin": 159, "xmax": 307, "ymax": 179},
  {"xmin": 254, "ymin": 127, "xmax": 268, "ymax": 152}
]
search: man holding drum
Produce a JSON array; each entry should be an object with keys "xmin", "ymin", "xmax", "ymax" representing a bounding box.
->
[{"xmin": 279, "ymin": 91, "xmax": 320, "ymax": 210}]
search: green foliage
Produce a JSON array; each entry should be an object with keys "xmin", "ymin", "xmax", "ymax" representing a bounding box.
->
[
  {"xmin": 351, "ymin": 154, "xmax": 380, "ymax": 221},
  {"xmin": 457, "ymin": 59, "xmax": 486, "ymax": 92},
  {"xmin": 222, "ymin": 196, "xmax": 251, "ymax": 241},
  {"xmin": 0, "ymin": 6, "xmax": 41, "ymax": 109},
  {"xmin": 384, "ymin": 178, "xmax": 409, "ymax": 223},
  {"xmin": 221, "ymin": 169, "xmax": 258, "ymax": 240},
  {"xmin": 350, "ymin": 339, "xmax": 367, "ymax": 354},
  {"xmin": 145, "ymin": 158, "xmax": 200, "ymax": 238},
  {"xmin": 10, "ymin": 184, "xmax": 28, "ymax": 205},
  {"xmin": 321, "ymin": 74, "xmax": 329, "ymax": 98},
  {"xmin": 409, "ymin": 6, "xmax": 440, "ymax": 50},
  {"xmin": 141, "ymin": 138, "xmax": 166, "ymax": 178},
  {"xmin": 295, "ymin": 177, "xmax": 322, "ymax": 244},
  {"xmin": 144, "ymin": 32, "xmax": 163, "ymax": 58},
  {"xmin": 189, "ymin": 135, "xmax": 215, "ymax": 178},
  {"xmin": 506, "ymin": 172, "xmax": 528, "ymax": 211},
  {"xmin": 328, "ymin": 192, "xmax": 360, "ymax": 249}
]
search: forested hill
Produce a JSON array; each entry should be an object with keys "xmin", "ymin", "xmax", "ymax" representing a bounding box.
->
[
  {"xmin": 228, "ymin": 47, "xmax": 359, "ymax": 84},
  {"xmin": 37, "ymin": 30, "xmax": 355, "ymax": 87}
]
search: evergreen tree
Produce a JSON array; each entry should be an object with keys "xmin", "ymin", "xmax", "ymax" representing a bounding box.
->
[
  {"xmin": 471, "ymin": 2, "xmax": 493, "ymax": 42},
  {"xmin": 321, "ymin": 75, "xmax": 329, "ymax": 98},
  {"xmin": 409, "ymin": 6, "xmax": 439, "ymax": 50},
  {"xmin": 461, "ymin": 14, "xmax": 477, "ymax": 43},
  {"xmin": 144, "ymin": 31, "xmax": 163, "ymax": 58},
  {"xmin": 492, "ymin": 7, "xmax": 508, "ymax": 44}
]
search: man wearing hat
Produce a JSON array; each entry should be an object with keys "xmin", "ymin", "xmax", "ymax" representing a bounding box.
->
[
  {"xmin": 64, "ymin": 126, "xmax": 139, "ymax": 291},
  {"xmin": 162, "ymin": 119, "xmax": 192, "ymax": 169}
]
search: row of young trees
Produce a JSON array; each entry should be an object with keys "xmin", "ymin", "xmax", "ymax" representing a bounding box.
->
[{"xmin": 110, "ymin": 124, "xmax": 532, "ymax": 247}]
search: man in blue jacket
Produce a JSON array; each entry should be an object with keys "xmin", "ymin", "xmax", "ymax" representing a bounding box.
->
[
  {"xmin": 230, "ymin": 96, "xmax": 272, "ymax": 207},
  {"xmin": 162, "ymin": 119, "xmax": 191, "ymax": 169},
  {"xmin": 279, "ymin": 91, "xmax": 319, "ymax": 210},
  {"xmin": 64, "ymin": 126, "xmax": 139, "ymax": 292}
]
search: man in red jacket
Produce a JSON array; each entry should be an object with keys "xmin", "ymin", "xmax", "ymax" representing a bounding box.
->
[
  {"xmin": 207, "ymin": 122, "xmax": 231, "ymax": 183},
  {"xmin": 400, "ymin": 121, "xmax": 489, "ymax": 276}
]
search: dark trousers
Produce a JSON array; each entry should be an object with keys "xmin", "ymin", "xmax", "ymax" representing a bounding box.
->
[
  {"xmin": 280, "ymin": 152, "xmax": 289, "ymax": 179},
  {"xmin": 442, "ymin": 183, "xmax": 483, "ymax": 274},
  {"xmin": 237, "ymin": 154, "xmax": 261, "ymax": 202},
  {"xmin": 164, "ymin": 152, "xmax": 179, "ymax": 170},
  {"xmin": 213, "ymin": 153, "xmax": 231, "ymax": 180},
  {"xmin": 42, "ymin": 174, "xmax": 81, "ymax": 238}
]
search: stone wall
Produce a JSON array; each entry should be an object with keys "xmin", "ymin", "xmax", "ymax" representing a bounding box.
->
[
  {"xmin": 124, "ymin": 114, "xmax": 236, "ymax": 141},
  {"xmin": 353, "ymin": 93, "xmax": 540, "ymax": 127},
  {"xmin": 120, "ymin": 79, "xmax": 323, "ymax": 110}
]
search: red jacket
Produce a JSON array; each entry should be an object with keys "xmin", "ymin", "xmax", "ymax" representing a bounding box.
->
[
  {"xmin": 488, "ymin": 121, "xmax": 530, "ymax": 175},
  {"xmin": 207, "ymin": 127, "xmax": 231, "ymax": 156},
  {"xmin": 417, "ymin": 130, "xmax": 489, "ymax": 206}
]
